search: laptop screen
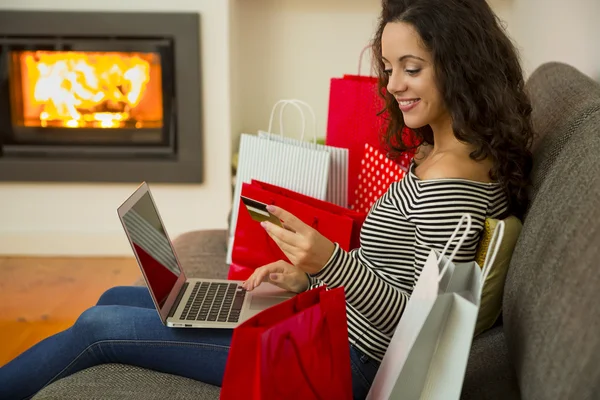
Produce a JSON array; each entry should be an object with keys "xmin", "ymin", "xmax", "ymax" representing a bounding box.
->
[{"xmin": 121, "ymin": 191, "xmax": 182, "ymax": 309}]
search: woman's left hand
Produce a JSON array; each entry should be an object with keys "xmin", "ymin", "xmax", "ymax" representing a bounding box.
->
[{"xmin": 262, "ymin": 205, "xmax": 335, "ymax": 275}]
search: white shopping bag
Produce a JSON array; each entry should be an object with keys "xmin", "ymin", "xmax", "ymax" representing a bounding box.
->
[
  {"xmin": 226, "ymin": 100, "xmax": 331, "ymax": 264},
  {"xmin": 258, "ymin": 99, "xmax": 349, "ymax": 208},
  {"xmin": 367, "ymin": 214, "xmax": 505, "ymax": 400}
]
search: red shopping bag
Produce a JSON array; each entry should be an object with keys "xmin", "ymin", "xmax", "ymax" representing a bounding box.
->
[
  {"xmin": 250, "ymin": 179, "xmax": 367, "ymax": 250},
  {"xmin": 326, "ymin": 75, "xmax": 388, "ymax": 208},
  {"xmin": 221, "ymin": 287, "xmax": 353, "ymax": 400},
  {"xmin": 326, "ymin": 74, "xmax": 419, "ymax": 207},
  {"xmin": 352, "ymin": 143, "xmax": 407, "ymax": 213},
  {"xmin": 229, "ymin": 182, "xmax": 355, "ymax": 280}
]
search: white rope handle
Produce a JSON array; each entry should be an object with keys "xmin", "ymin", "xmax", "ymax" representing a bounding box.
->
[
  {"xmin": 481, "ymin": 221, "xmax": 505, "ymax": 283},
  {"xmin": 357, "ymin": 44, "xmax": 372, "ymax": 77},
  {"xmin": 437, "ymin": 214, "xmax": 473, "ymax": 281},
  {"xmin": 278, "ymin": 99, "xmax": 317, "ymax": 144},
  {"xmin": 267, "ymin": 100, "xmax": 306, "ymax": 137}
]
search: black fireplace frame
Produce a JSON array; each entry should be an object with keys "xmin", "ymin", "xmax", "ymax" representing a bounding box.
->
[{"xmin": 0, "ymin": 11, "xmax": 203, "ymax": 183}]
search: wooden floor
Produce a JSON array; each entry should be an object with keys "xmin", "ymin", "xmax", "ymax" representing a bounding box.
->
[{"xmin": 0, "ymin": 256, "xmax": 141, "ymax": 367}]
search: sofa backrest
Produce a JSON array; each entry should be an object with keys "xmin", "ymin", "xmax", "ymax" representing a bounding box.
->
[{"xmin": 503, "ymin": 62, "xmax": 600, "ymax": 400}]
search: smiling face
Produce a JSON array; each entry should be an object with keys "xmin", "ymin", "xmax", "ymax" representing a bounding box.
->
[{"xmin": 381, "ymin": 22, "xmax": 449, "ymax": 130}]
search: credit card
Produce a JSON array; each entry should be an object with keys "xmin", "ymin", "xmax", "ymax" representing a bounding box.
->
[{"xmin": 240, "ymin": 196, "xmax": 283, "ymax": 227}]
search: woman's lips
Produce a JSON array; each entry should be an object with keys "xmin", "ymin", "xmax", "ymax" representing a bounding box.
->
[{"xmin": 398, "ymin": 99, "xmax": 421, "ymax": 112}]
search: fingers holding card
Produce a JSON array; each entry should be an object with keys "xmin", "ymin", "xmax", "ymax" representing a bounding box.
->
[{"xmin": 240, "ymin": 196, "xmax": 283, "ymax": 228}]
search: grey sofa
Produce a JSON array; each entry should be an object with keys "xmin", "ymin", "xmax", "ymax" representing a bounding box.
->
[{"xmin": 33, "ymin": 62, "xmax": 600, "ymax": 399}]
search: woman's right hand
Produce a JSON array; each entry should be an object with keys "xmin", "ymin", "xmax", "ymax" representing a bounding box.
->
[{"xmin": 242, "ymin": 260, "xmax": 309, "ymax": 293}]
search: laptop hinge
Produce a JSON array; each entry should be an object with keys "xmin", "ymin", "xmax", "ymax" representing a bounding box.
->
[{"xmin": 168, "ymin": 281, "xmax": 189, "ymax": 318}]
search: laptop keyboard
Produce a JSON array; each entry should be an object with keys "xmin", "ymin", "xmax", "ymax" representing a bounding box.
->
[{"xmin": 181, "ymin": 282, "xmax": 246, "ymax": 323}]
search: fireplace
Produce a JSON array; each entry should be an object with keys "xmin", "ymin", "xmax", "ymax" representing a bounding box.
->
[{"xmin": 0, "ymin": 11, "xmax": 203, "ymax": 183}]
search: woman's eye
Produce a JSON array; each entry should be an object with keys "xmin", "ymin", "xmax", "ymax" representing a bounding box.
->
[
  {"xmin": 406, "ymin": 69, "xmax": 421, "ymax": 76},
  {"xmin": 384, "ymin": 69, "xmax": 392, "ymax": 76}
]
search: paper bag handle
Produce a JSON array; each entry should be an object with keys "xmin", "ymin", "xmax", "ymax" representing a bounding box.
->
[
  {"xmin": 268, "ymin": 100, "xmax": 306, "ymax": 138},
  {"xmin": 357, "ymin": 44, "xmax": 373, "ymax": 77},
  {"xmin": 437, "ymin": 214, "xmax": 472, "ymax": 280},
  {"xmin": 481, "ymin": 220, "xmax": 505, "ymax": 283},
  {"xmin": 278, "ymin": 99, "xmax": 317, "ymax": 144}
]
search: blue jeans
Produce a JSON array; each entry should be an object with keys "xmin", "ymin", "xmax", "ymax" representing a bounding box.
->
[{"xmin": 0, "ymin": 286, "xmax": 380, "ymax": 400}]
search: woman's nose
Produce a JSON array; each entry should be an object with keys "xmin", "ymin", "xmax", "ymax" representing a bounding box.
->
[{"xmin": 387, "ymin": 72, "xmax": 407, "ymax": 95}]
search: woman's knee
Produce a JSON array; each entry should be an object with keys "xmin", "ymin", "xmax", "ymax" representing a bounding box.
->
[
  {"xmin": 96, "ymin": 286, "xmax": 136, "ymax": 306},
  {"xmin": 72, "ymin": 306, "xmax": 126, "ymax": 342}
]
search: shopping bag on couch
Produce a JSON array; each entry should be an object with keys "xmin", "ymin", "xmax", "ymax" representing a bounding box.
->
[
  {"xmin": 250, "ymin": 179, "xmax": 366, "ymax": 250},
  {"xmin": 221, "ymin": 287, "xmax": 353, "ymax": 400},
  {"xmin": 367, "ymin": 214, "xmax": 505, "ymax": 400},
  {"xmin": 227, "ymin": 100, "xmax": 331, "ymax": 264},
  {"xmin": 229, "ymin": 181, "xmax": 356, "ymax": 280},
  {"xmin": 259, "ymin": 99, "xmax": 349, "ymax": 208}
]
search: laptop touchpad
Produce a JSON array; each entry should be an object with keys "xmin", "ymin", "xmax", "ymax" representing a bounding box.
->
[{"xmin": 249, "ymin": 295, "xmax": 288, "ymax": 310}]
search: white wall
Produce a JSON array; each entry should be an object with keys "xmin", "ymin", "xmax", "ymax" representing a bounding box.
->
[
  {"xmin": 0, "ymin": 0, "xmax": 232, "ymax": 256},
  {"xmin": 502, "ymin": 0, "xmax": 599, "ymax": 80}
]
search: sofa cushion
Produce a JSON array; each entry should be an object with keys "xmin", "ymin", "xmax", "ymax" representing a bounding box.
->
[
  {"xmin": 461, "ymin": 326, "xmax": 520, "ymax": 400},
  {"xmin": 503, "ymin": 62, "xmax": 600, "ymax": 399},
  {"xmin": 32, "ymin": 363, "xmax": 220, "ymax": 400}
]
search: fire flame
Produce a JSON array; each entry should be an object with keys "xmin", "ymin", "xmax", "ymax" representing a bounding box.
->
[{"xmin": 24, "ymin": 51, "xmax": 153, "ymax": 128}]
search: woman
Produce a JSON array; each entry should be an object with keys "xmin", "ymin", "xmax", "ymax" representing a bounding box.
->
[{"xmin": 0, "ymin": 0, "xmax": 533, "ymax": 399}]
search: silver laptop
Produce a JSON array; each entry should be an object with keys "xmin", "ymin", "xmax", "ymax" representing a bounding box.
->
[{"xmin": 117, "ymin": 182, "xmax": 295, "ymax": 328}]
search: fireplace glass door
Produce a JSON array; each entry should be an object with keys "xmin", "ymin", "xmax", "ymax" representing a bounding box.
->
[{"xmin": 1, "ymin": 38, "xmax": 175, "ymax": 157}]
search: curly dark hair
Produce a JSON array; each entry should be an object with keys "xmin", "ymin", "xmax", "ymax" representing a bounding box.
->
[{"xmin": 372, "ymin": 0, "xmax": 534, "ymax": 219}]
